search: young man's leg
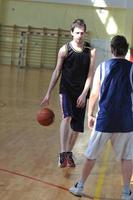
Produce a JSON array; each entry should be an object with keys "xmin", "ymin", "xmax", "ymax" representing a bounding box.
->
[
  {"xmin": 66, "ymin": 131, "xmax": 79, "ymax": 167},
  {"xmin": 59, "ymin": 117, "xmax": 78, "ymax": 168},
  {"xmin": 66, "ymin": 102, "xmax": 86, "ymax": 167},
  {"xmin": 69, "ymin": 131, "xmax": 111, "ymax": 196},
  {"xmin": 80, "ymin": 159, "xmax": 96, "ymax": 183},
  {"xmin": 59, "ymin": 117, "xmax": 71, "ymax": 167},
  {"xmin": 60, "ymin": 117, "xmax": 71, "ymax": 152},
  {"xmin": 69, "ymin": 158, "xmax": 96, "ymax": 196},
  {"xmin": 59, "ymin": 93, "xmax": 80, "ymax": 167},
  {"xmin": 111, "ymin": 132, "xmax": 133, "ymax": 200},
  {"xmin": 67, "ymin": 131, "xmax": 79, "ymax": 152},
  {"xmin": 121, "ymin": 159, "xmax": 133, "ymax": 200}
]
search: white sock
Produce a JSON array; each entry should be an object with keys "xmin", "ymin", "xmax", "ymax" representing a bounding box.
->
[
  {"xmin": 77, "ymin": 180, "xmax": 84, "ymax": 187},
  {"xmin": 123, "ymin": 185, "xmax": 130, "ymax": 194}
]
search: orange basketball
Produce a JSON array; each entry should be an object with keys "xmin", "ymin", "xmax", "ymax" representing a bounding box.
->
[{"xmin": 37, "ymin": 108, "xmax": 55, "ymax": 126}]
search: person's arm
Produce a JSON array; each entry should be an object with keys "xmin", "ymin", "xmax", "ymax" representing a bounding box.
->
[
  {"xmin": 76, "ymin": 48, "xmax": 96, "ymax": 108},
  {"xmin": 40, "ymin": 45, "xmax": 66, "ymax": 106},
  {"xmin": 88, "ymin": 65, "xmax": 101, "ymax": 129}
]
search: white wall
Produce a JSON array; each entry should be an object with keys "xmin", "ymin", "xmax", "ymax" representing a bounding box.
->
[
  {"xmin": 91, "ymin": 38, "xmax": 111, "ymax": 67},
  {"xmin": 91, "ymin": 38, "xmax": 131, "ymax": 68}
]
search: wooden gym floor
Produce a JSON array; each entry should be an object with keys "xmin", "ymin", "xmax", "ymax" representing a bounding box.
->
[{"xmin": 0, "ymin": 65, "xmax": 132, "ymax": 200}]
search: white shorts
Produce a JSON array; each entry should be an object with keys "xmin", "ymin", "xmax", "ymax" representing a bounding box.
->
[{"xmin": 84, "ymin": 130, "xmax": 133, "ymax": 161}]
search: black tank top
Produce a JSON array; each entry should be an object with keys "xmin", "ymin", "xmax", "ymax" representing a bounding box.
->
[{"xmin": 59, "ymin": 42, "xmax": 91, "ymax": 99}]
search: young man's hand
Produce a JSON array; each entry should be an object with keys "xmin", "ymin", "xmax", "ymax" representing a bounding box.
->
[
  {"xmin": 88, "ymin": 115, "xmax": 95, "ymax": 129},
  {"xmin": 76, "ymin": 94, "xmax": 86, "ymax": 108},
  {"xmin": 40, "ymin": 94, "xmax": 50, "ymax": 106}
]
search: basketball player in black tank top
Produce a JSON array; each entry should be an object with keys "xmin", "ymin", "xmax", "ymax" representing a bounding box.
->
[{"xmin": 41, "ymin": 19, "xmax": 96, "ymax": 168}]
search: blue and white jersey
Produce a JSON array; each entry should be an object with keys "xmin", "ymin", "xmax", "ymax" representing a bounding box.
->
[{"xmin": 95, "ymin": 58, "xmax": 133, "ymax": 132}]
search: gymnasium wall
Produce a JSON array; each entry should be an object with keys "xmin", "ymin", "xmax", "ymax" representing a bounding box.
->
[
  {"xmin": 0, "ymin": 0, "xmax": 132, "ymax": 42},
  {"xmin": 0, "ymin": 0, "xmax": 132, "ymax": 68},
  {"xmin": 0, "ymin": 0, "xmax": 2, "ymax": 22}
]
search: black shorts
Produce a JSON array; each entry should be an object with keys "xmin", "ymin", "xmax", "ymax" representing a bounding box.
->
[{"xmin": 59, "ymin": 93, "xmax": 87, "ymax": 132}]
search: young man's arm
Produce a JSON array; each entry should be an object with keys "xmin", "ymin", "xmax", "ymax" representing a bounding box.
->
[
  {"xmin": 76, "ymin": 48, "xmax": 96, "ymax": 108},
  {"xmin": 40, "ymin": 45, "xmax": 66, "ymax": 106},
  {"xmin": 88, "ymin": 65, "xmax": 101, "ymax": 129}
]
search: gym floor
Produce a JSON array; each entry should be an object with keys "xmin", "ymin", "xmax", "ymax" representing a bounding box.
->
[{"xmin": 0, "ymin": 65, "xmax": 132, "ymax": 199}]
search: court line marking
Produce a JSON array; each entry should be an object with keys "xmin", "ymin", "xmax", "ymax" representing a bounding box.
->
[
  {"xmin": 0, "ymin": 168, "xmax": 68, "ymax": 191},
  {"xmin": 94, "ymin": 142, "xmax": 111, "ymax": 200},
  {"xmin": 0, "ymin": 143, "xmax": 111, "ymax": 197}
]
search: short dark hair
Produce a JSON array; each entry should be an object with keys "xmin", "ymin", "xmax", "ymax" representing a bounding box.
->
[
  {"xmin": 111, "ymin": 35, "xmax": 129, "ymax": 56},
  {"xmin": 71, "ymin": 19, "xmax": 87, "ymax": 32}
]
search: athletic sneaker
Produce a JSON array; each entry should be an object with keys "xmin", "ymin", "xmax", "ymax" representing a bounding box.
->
[
  {"xmin": 121, "ymin": 190, "xmax": 133, "ymax": 200},
  {"xmin": 130, "ymin": 192, "xmax": 133, "ymax": 200},
  {"xmin": 58, "ymin": 152, "xmax": 67, "ymax": 168},
  {"xmin": 66, "ymin": 152, "xmax": 75, "ymax": 167},
  {"xmin": 69, "ymin": 182, "xmax": 84, "ymax": 197}
]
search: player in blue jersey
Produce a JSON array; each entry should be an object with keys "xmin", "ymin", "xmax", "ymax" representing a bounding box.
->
[
  {"xmin": 69, "ymin": 35, "xmax": 133, "ymax": 200},
  {"xmin": 41, "ymin": 19, "xmax": 96, "ymax": 168}
]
